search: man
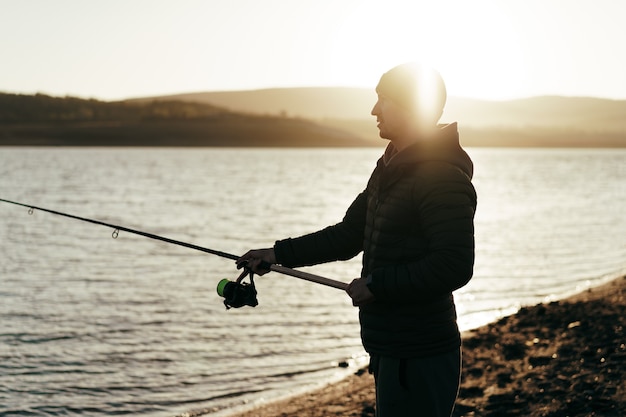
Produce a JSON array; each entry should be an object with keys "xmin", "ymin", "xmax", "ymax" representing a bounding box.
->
[{"xmin": 238, "ymin": 62, "xmax": 477, "ymax": 416}]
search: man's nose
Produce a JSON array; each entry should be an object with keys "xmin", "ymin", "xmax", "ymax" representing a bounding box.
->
[{"xmin": 371, "ymin": 101, "xmax": 379, "ymax": 116}]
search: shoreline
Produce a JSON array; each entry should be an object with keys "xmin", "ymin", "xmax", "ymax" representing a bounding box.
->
[{"xmin": 219, "ymin": 275, "xmax": 625, "ymax": 417}]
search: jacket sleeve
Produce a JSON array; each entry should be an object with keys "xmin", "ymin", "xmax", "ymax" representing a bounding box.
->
[
  {"xmin": 274, "ymin": 191, "xmax": 367, "ymax": 268},
  {"xmin": 367, "ymin": 168, "xmax": 477, "ymax": 302}
]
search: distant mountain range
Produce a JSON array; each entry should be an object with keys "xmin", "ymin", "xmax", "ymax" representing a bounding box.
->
[
  {"xmin": 135, "ymin": 88, "xmax": 626, "ymax": 147},
  {"xmin": 140, "ymin": 87, "xmax": 626, "ymax": 130},
  {"xmin": 2, "ymin": 88, "xmax": 625, "ymax": 147}
]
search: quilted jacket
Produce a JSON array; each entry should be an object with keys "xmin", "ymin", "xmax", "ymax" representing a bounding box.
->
[{"xmin": 274, "ymin": 123, "xmax": 477, "ymax": 357}]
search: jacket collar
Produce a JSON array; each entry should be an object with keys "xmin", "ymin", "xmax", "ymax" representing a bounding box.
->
[{"xmin": 380, "ymin": 122, "xmax": 473, "ymax": 179}]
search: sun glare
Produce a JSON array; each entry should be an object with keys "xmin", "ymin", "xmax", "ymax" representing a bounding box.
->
[{"xmin": 329, "ymin": 0, "xmax": 529, "ymax": 100}]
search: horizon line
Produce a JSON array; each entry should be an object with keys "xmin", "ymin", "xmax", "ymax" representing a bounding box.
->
[{"xmin": 1, "ymin": 87, "xmax": 625, "ymax": 104}]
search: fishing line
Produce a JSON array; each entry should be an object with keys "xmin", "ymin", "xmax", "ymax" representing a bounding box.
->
[{"xmin": 0, "ymin": 198, "xmax": 348, "ymax": 303}]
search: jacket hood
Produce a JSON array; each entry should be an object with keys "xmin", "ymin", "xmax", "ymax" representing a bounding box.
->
[{"xmin": 382, "ymin": 122, "xmax": 473, "ymax": 179}]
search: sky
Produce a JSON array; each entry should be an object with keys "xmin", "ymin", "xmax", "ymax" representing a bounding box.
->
[{"xmin": 1, "ymin": 0, "xmax": 625, "ymax": 101}]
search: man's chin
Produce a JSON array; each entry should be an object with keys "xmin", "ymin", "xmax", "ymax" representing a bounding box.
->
[{"xmin": 377, "ymin": 130, "xmax": 392, "ymax": 140}]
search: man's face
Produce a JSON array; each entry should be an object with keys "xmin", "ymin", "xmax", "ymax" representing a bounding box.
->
[{"xmin": 370, "ymin": 93, "xmax": 412, "ymax": 141}]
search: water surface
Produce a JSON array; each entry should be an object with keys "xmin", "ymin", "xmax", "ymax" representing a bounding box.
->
[{"xmin": 1, "ymin": 147, "xmax": 624, "ymax": 416}]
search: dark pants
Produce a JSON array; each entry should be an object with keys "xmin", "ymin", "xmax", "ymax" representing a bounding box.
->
[{"xmin": 369, "ymin": 349, "xmax": 461, "ymax": 417}]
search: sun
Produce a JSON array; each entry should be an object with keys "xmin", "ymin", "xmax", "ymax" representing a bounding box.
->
[{"xmin": 327, "ymin": 0, "xmax": 529, "ymax": 100}]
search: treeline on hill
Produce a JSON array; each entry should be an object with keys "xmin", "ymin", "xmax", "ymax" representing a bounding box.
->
[
  {"xmin": 3, "ymin": 93, "xmax": 624, "ymax": 147},
  {"xmin": 0, "ymin": 93, "xmax": 368, "ymax": 147},
  {"xmin": 0, "ymin": 92, "xmax": 230, "ymax": 122}
]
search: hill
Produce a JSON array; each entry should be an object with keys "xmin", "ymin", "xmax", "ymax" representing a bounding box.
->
[
  {"xmin": 0, "ymin": 93, "xmax": 369, "ymax": 147},
  {"xmin": 2, "ymin": 89, "xmax": 625, "ymax": 147},
  {"xmin": 139, "ymin": 88, "xmax": 626, "ymax": 130},
  {"xmin": 138, "ymin": 88, "xmax": 377, "ymax": 120},
  {"xmin": 143, "ymin": 88, "xmax": 626, "ymax": 147}
]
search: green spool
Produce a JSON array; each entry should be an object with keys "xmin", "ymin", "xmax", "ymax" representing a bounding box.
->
[{"xmin": 217, "ymin": 279, "xmax": 230, "ymax": 297}]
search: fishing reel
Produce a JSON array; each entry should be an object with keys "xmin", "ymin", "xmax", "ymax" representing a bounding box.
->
[{"xmin": 216, "ymin": 267, "xmax": 258, "ymax": 309}]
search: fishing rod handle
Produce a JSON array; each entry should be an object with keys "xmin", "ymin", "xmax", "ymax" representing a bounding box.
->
[{"xmin": 269, "ymin": 264, "xmax": 349, "ymax": 291}]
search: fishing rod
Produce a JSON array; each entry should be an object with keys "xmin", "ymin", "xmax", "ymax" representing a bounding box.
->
[{"xmin": 0, "ymin": 198, "xmax": 348, "ymax": 308}]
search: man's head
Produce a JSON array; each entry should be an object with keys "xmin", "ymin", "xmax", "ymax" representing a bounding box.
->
[{"xmin": 371, "ymin": 63, "xmax": 447, "ymax": 146}]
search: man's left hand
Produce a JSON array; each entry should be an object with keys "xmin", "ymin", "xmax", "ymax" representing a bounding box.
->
[{"xmin": 346, "ymin": 278, "xmax": 376, "ymax": 306}]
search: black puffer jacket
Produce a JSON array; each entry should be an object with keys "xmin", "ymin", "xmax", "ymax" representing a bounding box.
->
[{"xmin": 274, "ymin": 123, "xmax": 476, "ymax": 358}]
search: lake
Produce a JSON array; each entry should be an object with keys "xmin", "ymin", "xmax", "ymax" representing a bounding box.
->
[{"xmin": 1, "ymin": 147, "xmax": 625, "ymax": 416}]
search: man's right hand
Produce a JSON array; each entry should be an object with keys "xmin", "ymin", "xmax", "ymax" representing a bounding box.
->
[{"xmin": 237, "ymin": 248, "xmax": 277, "ymax": 275}]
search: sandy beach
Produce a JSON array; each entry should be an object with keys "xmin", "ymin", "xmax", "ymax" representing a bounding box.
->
[{"xmin": 224, "ymin": 275, "xmax": 625, "ymax": 417}]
